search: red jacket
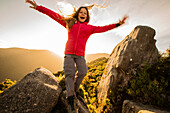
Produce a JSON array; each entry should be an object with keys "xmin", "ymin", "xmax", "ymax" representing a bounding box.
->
[{"xmin": 36, "ymin": 6, "xmax": 118, "ymax": 56}]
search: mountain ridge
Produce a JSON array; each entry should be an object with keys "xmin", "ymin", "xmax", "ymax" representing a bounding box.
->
[{"xmin": 0, "ymin": 48, "xmax": 109, "ymax": 82}]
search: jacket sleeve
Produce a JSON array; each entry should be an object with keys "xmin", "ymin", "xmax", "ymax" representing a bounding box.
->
[
  {"xmin": 91, "ymin": 23, "xmax": 120, "ymax": 34},
  {"xmin": 36, "ymin": 5, "xmax": 66, "ymax": 28}
]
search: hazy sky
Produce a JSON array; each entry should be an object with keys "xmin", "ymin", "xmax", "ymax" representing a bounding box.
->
[{"xmin": 0, "ymin": 0, "xmax": 170, "ymax": 57}]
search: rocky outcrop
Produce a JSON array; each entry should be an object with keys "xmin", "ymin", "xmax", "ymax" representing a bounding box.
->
[
  {"xmin": 97, "ymin": 26, "xmax": 159, "ymax": 110},
  {"xmin": 122, "ymin": 100, "xmax": 170, "ymax": 113},
  {"xmin": 0, "ymin": 68, "xmax": 90, "ymax": 113},
  {"xmin": 0, "ymin": 68, "xmax": 62, "ymax": 113}
]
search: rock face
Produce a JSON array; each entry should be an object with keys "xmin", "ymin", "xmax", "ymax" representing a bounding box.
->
[
  {"xmin": 97, "ymin": 26, "xmax": 159, "ymax": 109},
  {"xmin": 122, "ymin": 100, "xmax": 170, "ymax": 113},
  {"xmin": 0, "ymin": 68, "xmax": 62, "ymax": 113}
]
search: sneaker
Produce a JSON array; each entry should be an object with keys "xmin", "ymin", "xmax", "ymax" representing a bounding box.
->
[{"xmin": 67, "ymin": 95, "xmax": 75, "ymax": 111}]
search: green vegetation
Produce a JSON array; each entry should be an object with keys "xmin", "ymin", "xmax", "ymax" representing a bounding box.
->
[
  {"xmin": 127, "ymin": 48, "xmax": 170, "ymax": 108},
  {"xmin": 82, "ymin": 57, "xmax": 108, "ymax": 112},
  {"xmin": 0, "ymin": 79, "xmax": 16, "ymax": 93}
]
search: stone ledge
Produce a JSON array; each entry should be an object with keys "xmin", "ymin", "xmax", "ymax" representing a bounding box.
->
[{"xmin": 122, "ymin": 100, "xmax": 170, "ymax": 113}]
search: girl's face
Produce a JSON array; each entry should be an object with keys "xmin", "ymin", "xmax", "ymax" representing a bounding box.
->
[{"xmin": 78, "ymin": 8, "xmax": 87, "ymax": 23}]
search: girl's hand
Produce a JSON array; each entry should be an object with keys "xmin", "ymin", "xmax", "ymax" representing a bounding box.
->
[
  {"xmin": 26, "ymin": 0, "xmax": 37, "ymax": 9},
  {"xmin": 119, "ymin": 15, "xmax": 128, "ymax": 25}
]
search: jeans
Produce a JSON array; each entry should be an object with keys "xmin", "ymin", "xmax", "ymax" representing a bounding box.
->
[{"xmin": 64, "ymin": 56, "xmax": 88, "ymax": 97}]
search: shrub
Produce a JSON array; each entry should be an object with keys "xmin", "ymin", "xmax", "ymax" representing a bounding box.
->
[
  {"xmin": 0, "ymin": 79, "xmax": 17, "ymax": 93},
  {"xmin": 127, "ymin": 49, "xmax": 170, "ymax": 108}
]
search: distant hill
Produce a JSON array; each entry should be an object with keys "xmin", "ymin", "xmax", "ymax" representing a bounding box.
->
[
  {"xmin": 85, "ymin": 53, "xmax": 109, "ymax": 63},
  {"xmin": 0, "ymin": 48, "xmax": 109, "ymax": 82},
  {"xmin": 0, "ymin": 48, "xmax": 63, "ymax": 82}
]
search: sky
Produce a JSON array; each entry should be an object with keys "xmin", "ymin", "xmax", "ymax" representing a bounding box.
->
[{"xmin": 0, "ymin": 0, "xmax": 170, "ymax": 57}]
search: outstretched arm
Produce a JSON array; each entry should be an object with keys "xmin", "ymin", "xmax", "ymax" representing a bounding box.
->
[
  {"xmin": 25, "ymin": 0, "xmax": 66, "ymax": 28},
  {"xmin": 91, "ymin": 15, "xmax": 128, "ymax": 34}
]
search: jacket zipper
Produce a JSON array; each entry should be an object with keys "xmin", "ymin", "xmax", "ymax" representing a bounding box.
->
[{"xmin": 74, "ymin": 23, "xmax": 81, "ymax": 55}]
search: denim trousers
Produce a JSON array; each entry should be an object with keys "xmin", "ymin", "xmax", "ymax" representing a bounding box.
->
[{"xmin": 64, "ymin": 56, "xmax": 88, "ymax": 97}]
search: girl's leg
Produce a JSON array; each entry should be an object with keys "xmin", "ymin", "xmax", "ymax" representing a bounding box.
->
[
  {"xmin": 64, "ymin": 56, "xmax": 76, "ymax": 97},
  {"xmin": 75, "ymin": 57, "xmax": 88, "ymax": 92}
]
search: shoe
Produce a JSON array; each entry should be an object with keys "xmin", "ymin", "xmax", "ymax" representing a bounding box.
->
[{"xmin": 67, "ymin": 95, "xmax": 75, "ymax": 111}]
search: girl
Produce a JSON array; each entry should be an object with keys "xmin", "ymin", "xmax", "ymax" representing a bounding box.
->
[{"xmin": 26, "ymin": 0, "xmax": 128, "ymax": 112}]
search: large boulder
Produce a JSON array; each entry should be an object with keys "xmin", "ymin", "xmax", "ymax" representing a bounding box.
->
[
  {"xmin": 0, "ymin": 68, "xmax": 62, "ymax": 113},
  {"xmin": 122, "ymin": 100, "xmax": 170, "ymax": 113},
  {"xmin": 97, "ymin": 26, "xmax": 159, "ymax": 110}
]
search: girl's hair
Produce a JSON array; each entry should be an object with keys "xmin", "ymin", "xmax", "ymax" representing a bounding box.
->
[{"xmin": 63, "ymin": 6, "xmax": 90, "ymax": 30}]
